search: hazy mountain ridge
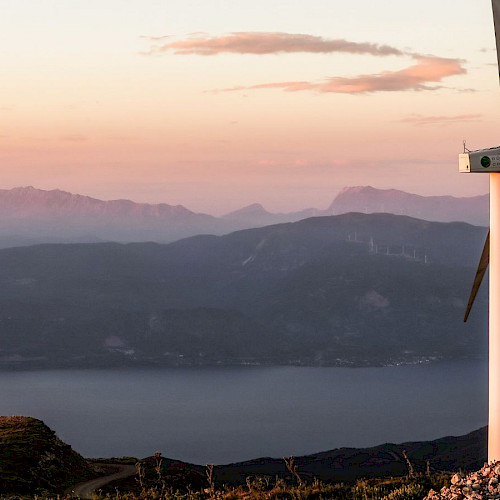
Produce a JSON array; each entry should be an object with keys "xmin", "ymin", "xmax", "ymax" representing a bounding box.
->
[
  {"xmin": 0, "ymin": 186, "xmax": 488, "ymax": 248},
  {"xmin": 0, "ymin": 186, "xmax": 195, "ymax": 217},
  {"xmin": 222, "ymin": 202, "xmax": 321, "ymax": 226},
  {"xmin": 222, "ymin": 186, "xmax": 489, "ymax": 228},
  {"xmin": 0, "ymin": 212, "xmax": 488, "ymax": 369},
  {"xmin": 326, "ymin": 186, "xmax": 489, "ymax": 226},
  {"xmin": 0, "ymin": 186, "xmax": 228, "ymax": 245}
]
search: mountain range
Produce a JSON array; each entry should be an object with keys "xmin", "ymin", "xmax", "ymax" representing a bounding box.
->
[
  {"xmin": 223, "ymin": 186, "xmax": 489, "ymax": 228},
  {"xmin": 0, "ymin": 186, "xmax": 223, "ymax": 247},
  {"xmin": 0, "ymin": 212, "xmax": 488, "ymax": 369},
  {"xmin": 0, "ymin": 186, "xmax": 488, "ymax": 248}
]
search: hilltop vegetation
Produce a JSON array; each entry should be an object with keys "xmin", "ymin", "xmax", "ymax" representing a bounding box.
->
[
  {"xmin": 0, "ymin": 416, "xmax": 92, "ymax": 495},
  {"xmin": 99, "ymin": 463, "xmax": 450, "ymax": 500}
]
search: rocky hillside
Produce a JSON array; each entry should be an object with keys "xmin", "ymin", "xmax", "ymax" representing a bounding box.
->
[
  {"xmin": 424, "ymin": 461, "xmax": 499, "ymax": 499},
  {"xmin": 0, "ymin": 416, "xmax": 92, "ymax": 494}
]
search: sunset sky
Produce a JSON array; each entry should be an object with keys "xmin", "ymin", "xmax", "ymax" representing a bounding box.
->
[{"xmin": 1, "ymin": 0, "xmax": 499, "ymax": 214}]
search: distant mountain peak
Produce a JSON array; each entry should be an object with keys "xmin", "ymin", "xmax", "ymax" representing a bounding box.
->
[
  {"xmin": 223, "ymin": 203, "xmax": 270, "ymax": 219},
  {"xmin": 338, "ymin": 185, "xmax": 374, "ymax": 194},
  {"xmin": 337, "ymin": 186, "xmax": 411, "ymax": 197},
  {"xmin": 327, "ymin": 185, "xmax": 488, "ymax": 226}
]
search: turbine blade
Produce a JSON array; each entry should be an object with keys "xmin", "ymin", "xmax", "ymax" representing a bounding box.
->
[
  {"xmin": 493, "ymin": 0, "xmax": 500, "ymax": 81},
  {"xmin": 464, "ymin": 230, "xmax": 490, "ymax": 322}
]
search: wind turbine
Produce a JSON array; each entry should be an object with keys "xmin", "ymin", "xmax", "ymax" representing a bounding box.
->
[{"xmin": 461, "ymin": 0, "xmax": 500, "ymax": 463}]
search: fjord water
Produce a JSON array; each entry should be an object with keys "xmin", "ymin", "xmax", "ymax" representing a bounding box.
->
[{"xmin": 0, "ymin": 361, "xmax": 487, "ymax": 464}]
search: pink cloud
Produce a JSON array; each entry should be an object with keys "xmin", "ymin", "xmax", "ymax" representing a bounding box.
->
[
  {"xmin": 144, "ymin": 32, "xmax": 404, "ymax": 57},
  {"xmin": 222, "ymin": 56, "xmax": 466, "ymax": 94},
  {"xmin": 208, "ymin": 85, "xmax": 247, "ymax": 93},
  {"xmin": 401, "ymin": 113, "xmax": 482, "ymax": 125},
  {"xmin": 141, "ymin": 35, "xmax": 172, "ymax": 42}
]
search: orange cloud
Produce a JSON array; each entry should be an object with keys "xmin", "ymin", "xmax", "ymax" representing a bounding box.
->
[
  {"xmin": 143, "ymin": 32, "xmax": 404, "ymax": 57},
  {"xmin": 401, "ymin": 113, "xmax": 482, "ymax": 125},
  {"xmin": 221, "ymin": 56, "xmax": 466, "ymax": 94},
  {"xmin": 141, "ymin": 35, "xmax": 172, "ymax": 42}
]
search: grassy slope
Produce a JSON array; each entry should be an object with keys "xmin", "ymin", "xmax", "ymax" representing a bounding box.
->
[{"xmin": 0, "ymin": 416, "xmax": 92, "ymax": 494}]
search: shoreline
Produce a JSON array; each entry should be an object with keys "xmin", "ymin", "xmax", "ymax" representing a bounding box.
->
[{"xmin": 0, "ymin": 354, "xmax": 485, "ymax": 372}]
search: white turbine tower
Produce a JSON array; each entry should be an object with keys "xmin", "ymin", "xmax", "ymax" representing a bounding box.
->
[{"xmin": 461, "ymin": 0, "xmax": 500, "ymax": 463}]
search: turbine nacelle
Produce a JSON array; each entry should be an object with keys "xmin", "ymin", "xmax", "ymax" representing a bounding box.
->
[{"xmin": 460, "ymin": 146, "xmax": 500, "ymax": 172}]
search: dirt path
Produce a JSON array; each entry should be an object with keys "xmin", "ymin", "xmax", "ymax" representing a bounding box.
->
[{"xmin": 67, "ymin": 463, "xmax": 137, "ymax": 499}]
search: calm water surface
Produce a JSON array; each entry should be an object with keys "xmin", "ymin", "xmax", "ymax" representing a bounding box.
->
[{"xmin": 0, "ymin": 361, "xmax": 487, "ymax": 464}]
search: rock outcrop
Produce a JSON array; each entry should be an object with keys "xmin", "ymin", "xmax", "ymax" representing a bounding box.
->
[{"xmin": 425, "ymin": 462, "xmax": 500, "ymax": 499}]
